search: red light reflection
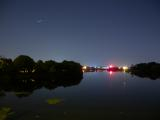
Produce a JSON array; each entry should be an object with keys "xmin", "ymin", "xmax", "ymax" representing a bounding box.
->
[{"xmin": 109, "ymin": 71, "xmax": 113, "ymax": 75}]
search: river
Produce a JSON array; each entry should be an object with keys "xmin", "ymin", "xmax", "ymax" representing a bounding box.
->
[{"xmin": 0, "ymin": 71, "xmax": 160, "ymax": 120}]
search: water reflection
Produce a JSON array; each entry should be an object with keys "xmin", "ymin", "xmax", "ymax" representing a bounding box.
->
[
  {"xmin": 130, "ymin": 72, "xmax": 160, "ymax": 80},
  {"xmin": 109, "ymin": 71, "xmax": 113, "ymax": 75},
  {"xmin": 83, "ymin": 69, "xmax": 160, "ymax": 80},
  {"xmin": 0, "ymin": 74, "xmax": 83, "ymax": 98}
]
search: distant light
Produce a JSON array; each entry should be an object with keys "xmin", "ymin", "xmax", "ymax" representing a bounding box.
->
[
  {"xmin": 31, "ymin": 79, "xmax": 35, "ymax": 82},
  {"xmin": 122, "ymin": 66, "xmax": 128, "ymax": 71},
  {"xmin": 82, "ymin": 66, "xmax": 87, "ymax": 70},
  {"xmin": 109, "ymin": 65, "xmax": 113, "ymax": 68}
]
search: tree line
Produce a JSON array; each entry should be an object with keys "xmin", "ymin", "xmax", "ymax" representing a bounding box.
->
[
  {"xmin": 0, "ymin": 55, "xmax": 83, "ymax": 78},
  {"xmin": 129, "ymin": 62, "xmax": 160, "ymax": 80}
]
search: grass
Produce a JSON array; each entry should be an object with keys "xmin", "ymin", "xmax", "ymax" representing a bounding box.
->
[
  {"xmin": 0, "ymin": 107, "xmax": 13, "ymax": 120},
  {"xmin": 46, "ymin": 98, "xmax": 62, "ymax": 105}
]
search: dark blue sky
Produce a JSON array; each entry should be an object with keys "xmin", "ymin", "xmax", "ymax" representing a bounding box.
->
[{"xmin": 1, "ymin": 0, "xmax": 160, "ymax": 66}]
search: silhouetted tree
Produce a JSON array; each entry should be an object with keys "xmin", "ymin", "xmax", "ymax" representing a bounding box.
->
[
  {"xmin": 44, "ymin": 60, "xmax": 57, "ymax": 73},
  {"xmin": 129, "ymin": 62, "xmax": 160, "ymax": 80},
  {"xmin": 0, "ymin": 57, "xmax": 13, "ymax": 73},
  {"xmin": 13, "ymin": 55, "xmax": 35, "ymax": 73},
  {"xmin": 34, "ymin": 60, "xmax": 45, "ymax": 73},
  {"xmin": 34, "ymin": 60, "xmax": 57, "ymax": 73},
  {"xmin": 55, "ymin": 60, "xmax": 82, "ymax": 77}
]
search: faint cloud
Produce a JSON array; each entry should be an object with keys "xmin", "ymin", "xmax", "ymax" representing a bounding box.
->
[{"xmin": 36, "ymin": 18, "xmax": 47, "ymax": 24}]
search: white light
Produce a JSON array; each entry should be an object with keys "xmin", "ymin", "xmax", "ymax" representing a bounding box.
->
[
  {"xmin": 122, "ymin": 66, "xmax": 128, "ymax": 70},
  {"xmin": 82, "ymin": 66, "xmax": 87, "ymax": 70},
  {"xmin": 109, "ymin": 65, "xmax": 113, "ymax": 68}
]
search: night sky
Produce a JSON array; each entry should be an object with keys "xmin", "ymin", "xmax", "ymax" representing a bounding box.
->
[{"xmin": 1, "ymin": 0, "xmax": 160, "ymax": 66}]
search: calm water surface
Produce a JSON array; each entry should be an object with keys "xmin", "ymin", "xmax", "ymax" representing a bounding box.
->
[{"xmin": 1, "ymin": 72, "xmax": 160, "ymax": 120}]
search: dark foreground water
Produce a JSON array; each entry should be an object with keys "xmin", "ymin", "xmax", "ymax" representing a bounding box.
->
[{"xmin": 1, "ymin": 72, "xmax": 160, "ymax": 120}]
